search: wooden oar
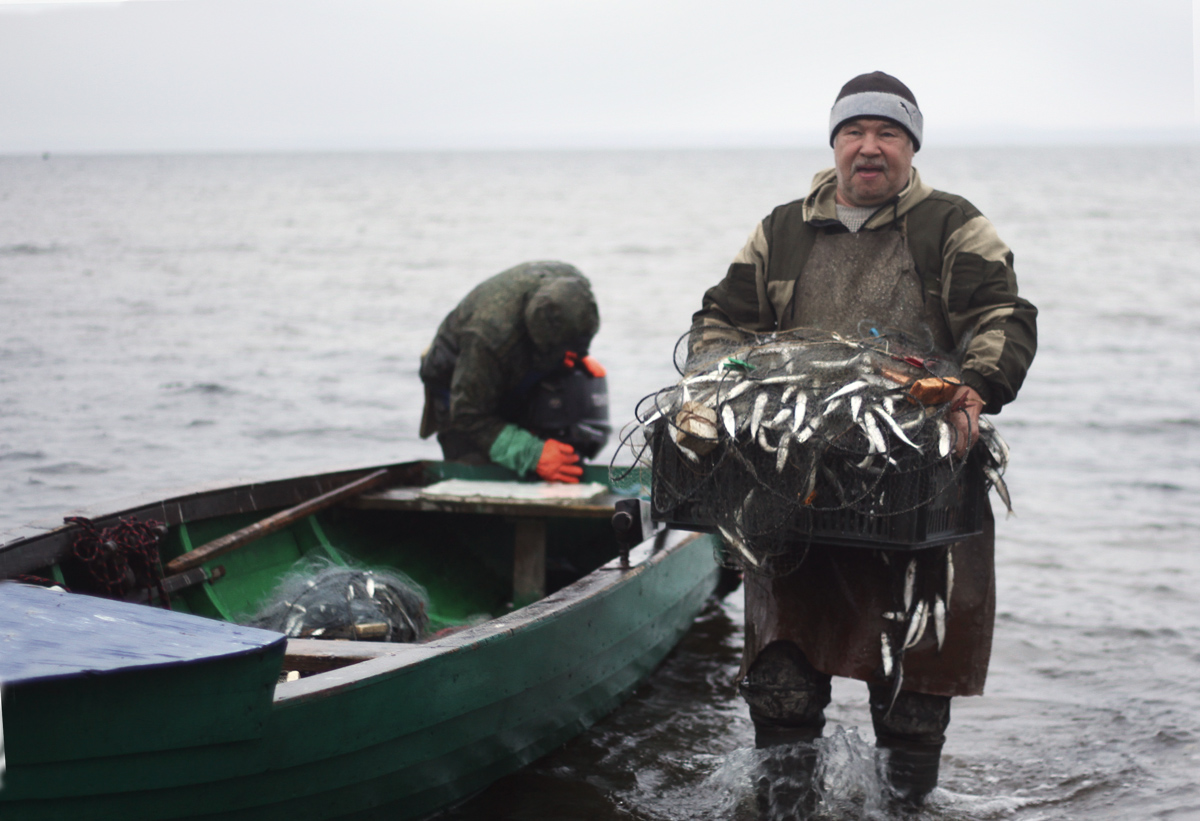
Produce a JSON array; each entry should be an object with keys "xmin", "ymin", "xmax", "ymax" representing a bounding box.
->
[{"xmin": 165, "ymin": 468, "xmax": 392, "ymax": 575}]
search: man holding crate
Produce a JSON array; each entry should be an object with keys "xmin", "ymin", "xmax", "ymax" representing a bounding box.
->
[{"xmin": 688, "ymin": 72, "xmax": 1037, "ymax": 804}]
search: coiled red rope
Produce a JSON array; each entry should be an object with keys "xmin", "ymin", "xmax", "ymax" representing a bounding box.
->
[{"xmin": 65, "ymin": 515, "xmax": 169, "ymax": 605}]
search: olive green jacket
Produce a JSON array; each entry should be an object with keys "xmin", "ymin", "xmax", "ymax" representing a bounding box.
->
[
  {"xmin": 419, "ymin": 261, "xmax": 597, "ymax": 462},
  {"xmin": 691, "ymin": 168, "xmax": 1038, "ymax": 413}
]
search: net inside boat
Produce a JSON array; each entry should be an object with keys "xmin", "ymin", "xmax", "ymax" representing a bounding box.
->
[
  {"xmin": 246, "ymin": 556, "xmax": 429, "ymax": 642},
  {"xmin": 612, "ymin": 327, "xmax": 1010, "ymax": 576}
]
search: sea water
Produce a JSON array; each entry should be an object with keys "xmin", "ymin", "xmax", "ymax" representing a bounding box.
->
[{"xmin": 2, "ymin": 147, "xmax": 1199, "ymax": 819}]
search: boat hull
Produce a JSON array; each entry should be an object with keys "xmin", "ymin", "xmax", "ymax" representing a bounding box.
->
[{"xmin": 0, "ymin": 463, "xmax": 720, "ymax": 820}]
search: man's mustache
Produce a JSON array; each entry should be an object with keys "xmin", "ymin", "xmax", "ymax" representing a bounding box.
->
[{"xmin": 852, "ymin": 159, "xmax": 887, "ymax": 173}]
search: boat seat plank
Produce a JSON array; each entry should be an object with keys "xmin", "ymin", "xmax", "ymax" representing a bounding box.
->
[
  {"xmin": 351, "ymin": 484, "xmax": 623, "ymax": 520},
  {"xmin": 284, "ymin": 638, "xmax": 431, "ymax": 672}
]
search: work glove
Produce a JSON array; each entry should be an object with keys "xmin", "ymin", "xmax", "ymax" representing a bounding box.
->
[
  {"xmin": 536, "ymin": 439, "xmax": 583, "ymax": 484},
  {"xmin": 581, "ymin": 355, "xmax": 606, "ymax": 378}
]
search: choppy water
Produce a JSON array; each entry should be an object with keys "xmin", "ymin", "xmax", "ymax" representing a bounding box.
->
[{"xmin": 2, "ymin": 147, "xmax": 1199, "ymax": 819}]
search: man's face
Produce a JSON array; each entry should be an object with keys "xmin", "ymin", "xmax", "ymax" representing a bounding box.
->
[{"xmin": 833, "ymin": 118, "xmax": 915, "ymax": 208}]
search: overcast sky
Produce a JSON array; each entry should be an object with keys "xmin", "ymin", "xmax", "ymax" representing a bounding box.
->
[{"xmin": 0, "ymin": 0, "xmax": 1196, "ymax": 153}]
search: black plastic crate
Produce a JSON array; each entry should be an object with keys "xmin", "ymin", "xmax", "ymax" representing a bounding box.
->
[{"xmin": 649, "ymin": 421, "xmax": 985, "ymax": 551}]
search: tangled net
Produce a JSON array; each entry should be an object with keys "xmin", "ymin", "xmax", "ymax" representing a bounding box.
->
[
  {"xmin": 247, "ymin": 556, "xmax": 429, "ymax": 642},
  {"xmin": 613, "ymin": 327, "xmax": 1011, "ymax": 575},
  {"xmin": 64, "ymin": 515, "xmax": 168, "ymax": 603}
]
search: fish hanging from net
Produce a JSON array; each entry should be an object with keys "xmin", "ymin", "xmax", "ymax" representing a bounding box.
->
[{"xmin": 612, "ymin": 325, "xmax": 1012, "ymax": 576}]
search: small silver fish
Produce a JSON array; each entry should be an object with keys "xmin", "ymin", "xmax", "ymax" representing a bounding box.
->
[
  {"xmin": 780, "ymin": 385, "xmax": 797, "ymax": 404},
  {"xmin": 887, "ymin": 665, "xmax": 905, "ymax": 715},
  {"xmin": 934, "ymin": 596, "xmax": 946, "ymax": 651},
  {"xmin": 757, "ymin": 426, "xmax": 777, "ymax": 453},
  {"xmin": 768, "ymin": 407, "xmax": 791, "ymax": 429},
  {"xmin": 721, "ymin": 404, "xmax": 737, "ymax": 437},
  {"xmin": 904, "ymin": 558, "xmax": 916, "ymax": 612},
  {"xmin": 874, "ymin": 407, "xmax": 923, "ymax": 452},
  {"xmin": 881, "ymin": 633, "xmax": 893, "ymax": 677},
  {"xmin": 882, "ymin": 611, "xmax": 905, "ymax": 621},
  {"xmin": 723, "ymin": 380, "xmax": 755, "ymax": 402},
  {"xmin": 937, "ymin": 420, "xmax": 952, "ymax": 458},
  {"xmin": 822, "ymin": 398, "xmax": 843, "ymax": 417},
  {"xmin": 793, "ymin": 392, "xmax": 808, "ymax": 431},
  {"xmin": 825, "ymin": 379, "xmax": 868, "ymax": 402},
  {"xmin": 794, "ymin": 424, "xmax": 815, "ymax": 445},
  {"xmin": 801, "ymin": 463, "xmax": 819, "ymax": 502},
  {"xmin": 750, "ymin": 393, "xmax": 768, "ymax": 439},
  {"xmin": 945, "ymin": 548, "xmax": 955, "ymax": 610},
  {"xmin": 903, "ymin": 600, "xmax": 929, "ymax": 650},
  {"xmin": 775, "ymin": 435, "xmax": 791, "ymax": 473},
  {"xmin": 850, "ymin": 394, "xmax": 862, "ymax": 421},
  {"xmin": 980, "ymin": 418, "xmax": 1010, "ymax": 467},
  {"xmin": 863, "ymin": 411, "xmax": 887, "ymax": 454},
  {"xmin": 983, "ymin": 463, "xmax": 1014, "ymax": 515},
  {"xmin": 680, "ymin": 372, "xmax": 727, "ymax": 386},
  {"xmin": 718, "ymin": 525, "xmax": 759, "ymax": 568}
]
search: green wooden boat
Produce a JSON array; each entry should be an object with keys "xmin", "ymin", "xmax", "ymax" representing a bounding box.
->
[{"xmin": 0, "ymin": 460, "xmax": 722, "ymax": 820}]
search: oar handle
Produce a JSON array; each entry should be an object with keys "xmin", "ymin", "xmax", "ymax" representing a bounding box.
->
[{"xmin": 165, "ymin": 468, "xmax": 392, "ymax": 575}]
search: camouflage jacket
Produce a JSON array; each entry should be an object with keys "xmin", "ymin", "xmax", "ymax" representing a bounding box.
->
[
  {"xmin": 419, "ymin": 261, "xmax": 597, "ymax": 456},
  {"xmin": 691, "ymin": 168, "xmax": 1037, "ymax": 413}
]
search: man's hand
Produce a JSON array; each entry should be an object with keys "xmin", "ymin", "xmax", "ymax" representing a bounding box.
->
[
  {"xmin": 536, "ymin": 439, "xmax": 583, "ymax": 483},
  {"xmin": 948, "ymin": 385, "xmax": 984, "ymax": 457}
]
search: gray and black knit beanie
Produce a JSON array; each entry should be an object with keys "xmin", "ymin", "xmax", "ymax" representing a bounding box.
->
[{"xmin": 828, "ymin": 71, "xmax": 923, "ymax": 151}]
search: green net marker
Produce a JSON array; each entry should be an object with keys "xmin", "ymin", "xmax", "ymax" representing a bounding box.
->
[{"xmin": 721, "ymin": 357, "xmax": 756, "ymax": 372}]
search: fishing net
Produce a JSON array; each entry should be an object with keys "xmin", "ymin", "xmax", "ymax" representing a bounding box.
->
[
  {"xmin": 246, "ymin": 555, "xmax": 429, "ymax": 642},
  {"xmin": 61, "ymin": 515, "xmax": 168, "ymax": 603},
  {"xmin": 612, "ymin": 327, "xmax": 1011, "ymax": 576}
]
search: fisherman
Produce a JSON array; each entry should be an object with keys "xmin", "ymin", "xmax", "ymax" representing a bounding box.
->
[
  {"xmin": 419, "ymin": 260, "xmax": 608, "ymax": 484},
  {"xmin": 688, "ymin": 72, "xmax": 1037, "ymax": 804}
]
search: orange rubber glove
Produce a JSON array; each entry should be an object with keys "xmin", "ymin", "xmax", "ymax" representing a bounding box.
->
[
  {"xmin": 581, "ymin": 355, "xmax": 606, "ymax": 378},
  {"xmin": 536, "ymin": 439, "xmax": 583, "ymax": 483}
]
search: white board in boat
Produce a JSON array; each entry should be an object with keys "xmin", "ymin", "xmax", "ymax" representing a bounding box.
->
[{"xmin": 418, "ymin": 480, "xmax": 609, "ymax": 504}]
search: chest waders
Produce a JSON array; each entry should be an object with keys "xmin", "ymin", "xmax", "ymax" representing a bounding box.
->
[{"xmin": 740, "ymin": 223, "xmax": 996, "ymax": 806}]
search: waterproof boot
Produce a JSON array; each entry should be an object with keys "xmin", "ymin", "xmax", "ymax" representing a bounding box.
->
[
  {"xmin": 740, "ymin": 642, "xmax": 831, "ymax": 820},
  {"xmin": 879, "ymin": 740, "xmax": 943, "ymax": 806},
  {"xmin": 868, "ymin": 684, "xmax": 951, "ymax": 806}
]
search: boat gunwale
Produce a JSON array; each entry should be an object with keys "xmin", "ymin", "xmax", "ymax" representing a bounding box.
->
[{"xmin": 0, "ymin": 459, "xmax": 641, "ymax": 577}]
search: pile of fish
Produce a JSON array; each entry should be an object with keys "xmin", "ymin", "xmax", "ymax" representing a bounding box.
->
[{"xmin": 628, "ymin": 332, "xmax": 1012, "ymax": 567}]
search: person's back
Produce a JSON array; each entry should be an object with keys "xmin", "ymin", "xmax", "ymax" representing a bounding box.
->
[{"xmin": 420, "ymin": 260, "xmax": 605, "ymax": 483}]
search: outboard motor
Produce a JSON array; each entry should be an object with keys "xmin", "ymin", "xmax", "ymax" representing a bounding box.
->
[{"xmin": 521, "ymin": 366, "xmax": 610, "ymax": 459}]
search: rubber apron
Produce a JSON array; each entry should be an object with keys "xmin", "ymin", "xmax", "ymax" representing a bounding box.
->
[{"xmin": 742, "ymin": 221, "xmax": 996, "ymax": 698}]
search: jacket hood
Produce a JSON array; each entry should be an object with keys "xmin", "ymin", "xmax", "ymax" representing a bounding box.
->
[
  {"xmin": 523, "ymin": 274, "xmax": 599, "ymax": 355},
  {"xmin": 801, "ymin": 167, "xmax": 933, "ymax": 229}
]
